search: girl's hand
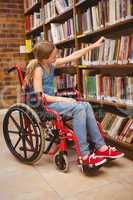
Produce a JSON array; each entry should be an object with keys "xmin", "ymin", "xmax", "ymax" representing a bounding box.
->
[
  {"xmin": 92, "ymin": 37, "xmax": 105, "ymax": 48},
  {"xmin": 59, "ymin": 97, "xmax": 77, "ymax": 103}
]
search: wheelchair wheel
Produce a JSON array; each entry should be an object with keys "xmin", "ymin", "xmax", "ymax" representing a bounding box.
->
[
  {"xmin": 54, "ymin": 151, "xmax": 69, "ymax": 172},
  {"xmin": 3, "ymin": 103, "xmax": 45, "ymax": 164}
]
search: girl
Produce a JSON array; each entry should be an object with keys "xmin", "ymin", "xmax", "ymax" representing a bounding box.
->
[{"xmin": 23, "ymin": 37, "xmax": 124, "ymax": 168}]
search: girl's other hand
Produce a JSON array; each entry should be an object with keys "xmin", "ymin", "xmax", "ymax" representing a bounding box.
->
[{"xmin": 59, "ymin": 97, "xmax": 77, "ymax": 103}]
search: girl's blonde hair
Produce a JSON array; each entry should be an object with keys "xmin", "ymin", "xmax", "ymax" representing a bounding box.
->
[
  {"xmin": 33, "ymin": 41, "xmax": 55, "ymax": 60},
  {"xmin": 23, "ymin": 41, "xmax": 55, "ymax": 86}
]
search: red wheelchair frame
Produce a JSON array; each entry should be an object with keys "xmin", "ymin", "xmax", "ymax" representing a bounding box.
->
[{"xmin": 3, "ymin": 64, "xmax": 105, "ymax": 173}]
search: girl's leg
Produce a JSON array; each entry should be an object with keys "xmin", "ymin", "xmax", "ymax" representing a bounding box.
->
[
  {"xmin": 80, "ymin": 102, "xmax": 124, "ymax": 159},
  {"xmin": 79, "ymin": 102, "xmax": 105, "ymax": 149},
  {"xmin": 48, "ymin": 101, "xmax": 89, "ymax": 156}
]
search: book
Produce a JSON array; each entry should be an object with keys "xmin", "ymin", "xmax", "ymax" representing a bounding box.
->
[
  {"xmin": 108, "ymin": 116, "xmax": 126, "ymax": 138},
  {"xmin": 55, "ymin": 0, "xmax": 68, "ymax": 14},
  {"xmin": 118, "ymin": 118, "xmax": 133, "ymax": 141},
  {"xmin": 129, "ymin": 35, "xmax": 133, "ymax": 63},
  {"xmin": 121, "ymin": 120, "xmax": 133, "ymax": 143},
  {"xmin": 125, "ymin": 129, "xmax": 133, "ymax": 143},
  {"xmin": 25, "ymin": 39, "xmax": 32, "ymax": 53},
  {"xmin": 87, "ymin": 76, "xmax": 96, "ymax": 97}
]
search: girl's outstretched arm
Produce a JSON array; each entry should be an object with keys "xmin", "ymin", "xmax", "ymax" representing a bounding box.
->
[{"xmin": 55, "ymin": 37, "xmax": 105, "ymax": 66}]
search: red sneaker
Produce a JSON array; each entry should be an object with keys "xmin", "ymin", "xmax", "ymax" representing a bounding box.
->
[
  {"xmin": 95, "ymin": 146, "xmax": 125, "ymax": 159},
  {"xmin": 82, "ymin": 153, "xmax": 107, "ymax": 167}
]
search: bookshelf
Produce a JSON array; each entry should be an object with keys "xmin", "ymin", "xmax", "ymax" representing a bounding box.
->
[
  {"xmin": 24, "ymin": 0, "xmax": 133, "ymax": 155},
  {"xmin": 77, "ymin": 19, "xmax": 133, "ymax": 45},
  {"xmin": 24, "ymin": 1, "xmax": 41, "ymax": 15}
]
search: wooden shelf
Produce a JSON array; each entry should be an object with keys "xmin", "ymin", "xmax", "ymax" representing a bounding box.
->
[
  {"xmin": 54, "ymin": 37, "xmax": 75, "ymax": 47},
  {"xmin": 104, "ymin": 134, "xmax": 133, "ymax": 152},
  {"xmin": 78, "ymin": 64, "xmax": 133, "ymax": 76},
  {"xmin": 81, "ymin": 97, "xmax": 133, "ymax": 110},
  {"xmin": 45, "ymin": 6, "xmax": 73, "ymax": 24},
  {"xmin": 26, "ymin": 23, "xmax": 43, "ymax": 36},
  {"xmin": 24, "ymin": 2, "xmax": 41, "ymax": 15},
  {"xmin": 78, "ymin": 64, "xmax": 133, "ymax": 69},
  {"xmin": 55, "ymin": 66, "xmax": 77, "ymax": 75},
  {"xmin": 77, "ymin": 18, "xmax": 133, "ymax": 40}
]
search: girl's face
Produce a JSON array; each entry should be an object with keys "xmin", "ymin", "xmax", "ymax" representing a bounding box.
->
[{"xmin": 48, "ymin": 48, "xmax": 59, "ymax": 63}]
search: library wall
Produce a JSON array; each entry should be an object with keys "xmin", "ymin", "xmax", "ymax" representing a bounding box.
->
[{"xmin": 0, "ymin": 0, "xmax": 26, "ymax": 108}]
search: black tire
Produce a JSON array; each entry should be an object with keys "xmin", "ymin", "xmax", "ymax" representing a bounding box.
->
[
  {"xmin": 54, "ymin": 152, "xmax": 69, "ymax": 172},
  {"xmin": 3, "ymin": 103, "xmax": 45, "ymax": 164}
]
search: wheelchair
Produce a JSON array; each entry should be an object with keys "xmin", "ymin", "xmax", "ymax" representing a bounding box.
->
[{"xmin": 3, "ymin": 64, "xmax": 105, "ymax": 174}]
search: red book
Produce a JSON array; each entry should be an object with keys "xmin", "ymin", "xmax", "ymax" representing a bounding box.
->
[{"xmin": 25, "ymin": 15, "xmax": 31, "ymax": 33}]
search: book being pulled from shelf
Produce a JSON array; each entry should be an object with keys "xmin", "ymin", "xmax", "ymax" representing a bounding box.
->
[{"xmin": 81, "ymin": 35, "xmax": 133, "ymax": 65}]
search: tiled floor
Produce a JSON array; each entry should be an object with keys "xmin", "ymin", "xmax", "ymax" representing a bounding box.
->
[{"xmin": 0, "ymin": 112, "xmax": 133, "ymax": 200}]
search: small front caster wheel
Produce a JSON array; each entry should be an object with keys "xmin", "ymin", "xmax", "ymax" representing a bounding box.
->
[{"xmin": 54, "ymin": 151, "xmax": 69, "ymax": 173}]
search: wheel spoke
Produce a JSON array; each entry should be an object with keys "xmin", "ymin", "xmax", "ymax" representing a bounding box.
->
[
  {"xmin": 25, "ymin": 135, "xmax": 35, "ymax": 150},
  {"xmin": 10, "ymin": 115, "xmax": 21, "ymax": 131},
  {"xmin": 21, "ymin": 136, "xmax": 27, "ymax": 159},
  {"xmin": 14, "ymin": 136, "xmax": 22, "ymax": 149},
  {"xmin": 25, "ymin": 132, "xmax": 41, "ymax": 137},
  {"xmin": 8, "ymin": 130, "xmax": 20, "ymax": 134},
  {"xmin": 19, "ymin": 111, "xmax": 24, "ymax": 129}
]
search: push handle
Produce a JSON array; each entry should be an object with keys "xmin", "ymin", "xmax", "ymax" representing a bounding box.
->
[
  {"xmin": 7, "ymin": 64, "xmax": 24, "ymax": 86},
  {"xmin": 7, "ymin": 67, "xmax": 16, "ymax": 73}
]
